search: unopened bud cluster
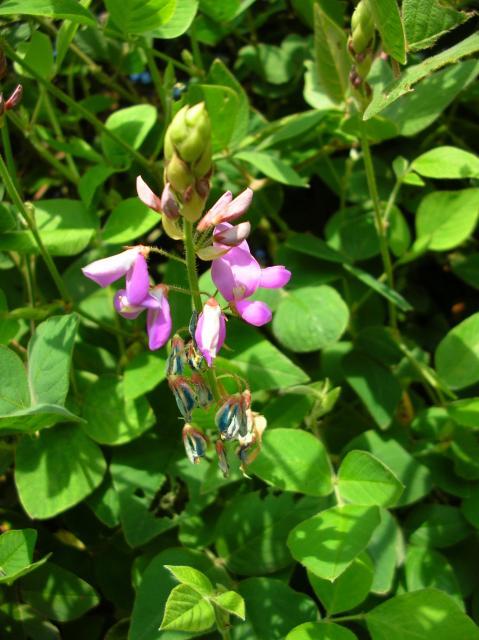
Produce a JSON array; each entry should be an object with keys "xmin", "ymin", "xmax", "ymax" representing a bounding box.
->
[{"xmin": 348, "ymin": 0, "xmax": 375, "ymax": 94}]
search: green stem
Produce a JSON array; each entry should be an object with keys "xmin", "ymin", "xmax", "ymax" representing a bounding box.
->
[
  {"xmin": 360, "ymin": 123, "xmax": 397, "ymax": 330},
  {"xmin": 143, "ymin": 40, "xmax": 169, "ymax": 121},
  {"xmin": 183, "ymin": 220, "xmax": 222, "ymax": 401},
  {"xmin": 0, "ymin": 152, "xmax": 71, "ymax": 302},
  {"xmin": 329, "ymin": 613, "xmax": 365, "ymax": 623},
  {"xmin": 149, "ymin": 246, "xmax": 186, "ymax": 264},
  {"xmin": 1, "ymin": 121, "xmax": 21, "ymax": 195}
]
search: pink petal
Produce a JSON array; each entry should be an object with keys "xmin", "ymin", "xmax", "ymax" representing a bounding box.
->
[
  {"xmin": 126, "ymin": 254, "xmax": 150, "ymax": 305},
  {"xmin": 222, "ymin": 188, "xmax": 253, "ymax": 224},
  {"xmin": 214, "ymin": 221, "xmax": 251, "ymax": 247},
  {"xmin": 146, "ymin": 294, "xmax": 172, "ymax": 350},
  {"xmin": 136, "ymin": 175, "xmax": 162, "ymax": 212},
  {"xmin": 197, "ymin": 191, "xmax": 233, "ymax": 231},
  {"xmin": 195, "ymin": 298, "xmax": 226, "ymax": 366},
  {"xmin": 160, "ymin": 183, "xmax": 180, "ymax": 219},
  {"xmin": 114, "ymin": 290, "xmax": 144, "ymax": 319},
  {"xmin": 82, "ymin": 247, "xmax": 140, "ymax": 287},
  {"xmin": 235, "ymin": 299, "xmax": 272, "ymax": 326},
  {"xmin": 211, "ymin": 246, "xmax": 261, "ymax": 302},
  {"xmin": 260, "ymin": 266, "xmax": 291, "ymax": 289}
]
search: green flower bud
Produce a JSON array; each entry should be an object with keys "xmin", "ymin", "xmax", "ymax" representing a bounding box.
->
[
  {"xmin": 351, "ymin": 0, "xmax": 374, "ymax": 54},
  {"xmin": 182, "ymin": 188, "xmax": 207, "ymax": 222},
  {"xmin": 165, "ymin": 103, "xmax": 211, "ymax": 165}
]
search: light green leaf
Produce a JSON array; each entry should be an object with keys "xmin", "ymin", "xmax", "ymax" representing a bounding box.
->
[
  {"xmin": 152, "ymin": 0, "xmax": 198, "ymax": 38},
  {"xmin": 436, "ymin": 312, "xmax": 479, "ymax": 389},
  {"xmin": 412, "ymin": 147, "xmax": 479, "ymax": 179},
  {"xmin": 15, "ymin": 424, "xmax": 106, "ymax": 519},
  {"xmin": 101, "ymin": 105, "xmax": 157, "ymax": 167},
  {"xmin": 124, "ymin": 351, "xmax": 166, "ymax": 400},
  {"xmin": 405, "ymin": 546, "xmax": 463, "ymax": 609},
  {"xmin": 208, "ymin": 58, "xmax": 249, "ymax": 149},
  {"xmin": 28, "ymin": 314, "xmax": 79, "ymax": 406},
  {"xmin": 367, "ymin": 509, "xmax": 401, "ymax": 594},
  {"xmin": 287, "ymin": 622, "xmax": 358, "ymax": 640},
  {"xmin": 249, "ymin": 428, "xmax": 333, "ymax": 497},
  {"xmin": 366, "ymin": 589, "xmax": 479, "ymax": 640},
  {"xmin": 189, "ymin": 84, "xmax": 239, "ymax": 152},
  {"xmin": 78, "ymin": 164, "xmax": 116, "ymax": 208},
  {"xmin": 15, "ymin": 31, "xmax": 55, "ymax": 80},
  {"xmin": 368, "ymin": 0, "xmax": 406, "ymax": 64},
  {"xmin": 448, "ymin": 398, "xmax": 479, "ymax": 429},
  {"xmin": 403, "ymin": 0, "xmax": 471, "ymax": 52},
  {"xmin": 234, "ymin": 150, "xmax": 308, "ymax": 187},
  {"xmin": 0, "ymin": 346, "xmax": 29, "ymax": 415},
  {"xmin": 164, "ymin": 565, "xmax": 213, "ymax": 596},
  {"xmin": 272, "ymin": 286, "xmax": 349, "ymax": 353},
  {"xmin": 0, "ymin": 0, "xmax": 95, "ymax": 24},
  {"xmin": 102, "ymin": 198, "xmax": 160, "ymax": 244},
  {"xmin": 338, "ymin": 450, "xmax": 404, "ymax": 507},
  {"xmin": 105, "ymin": 0, "xmax": 175, "ymax": 34},
  {"xmin": 415, "ymin": 189, "xmax": 479, "ymax": 252},
  {"xmin": 313, "ymin": 3, "xmax": 350, "ymax": 104},
  {"xmin": 0, "ymin": 404, "xmax": 82, "ymax": 434},
  {"xmin": 20, "ymin": 563, "xmax": 99, "ymax": 622},
  {"xmin": 364, "ymin": 32, "xmax": 479, "ymax": 119},
  {"xmin": 308, "ymin": 553, "xmax": 373, "ymax": 615},
  {"xmin": 82, "ymin": 375, "xmax": 155, "ymax": 445},
  {"xmin": 287, "ymin": 504, "xmax": 380, "ymax": 581},
  {"xmin": 212, "ymin": 591, "xmax": 245, "ymax": 620},
  {"xmin": 160, "ymin": 584, "xmax": 215, "ymax": 632},
  {"xmin": 0, "ymin": 530, "xmax": 48, "ymax": 585}
]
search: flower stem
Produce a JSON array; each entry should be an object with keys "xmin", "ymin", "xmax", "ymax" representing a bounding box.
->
[
  {"xmin": 183, "ymin": 219, "xmax": 222, "ymax": 401},
  {"xmin": 0, "ymin": 152, "xmax": 71, "ymax": 303},
  {"xmin": 360, "ymin": 123, "xmax": 397, "ymax": 330},
  {"xmin": 149, "ymin": 246, "xmax": 186, "ymax": 264}
]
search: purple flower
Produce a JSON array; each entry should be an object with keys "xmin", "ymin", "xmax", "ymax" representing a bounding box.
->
[
  {"xmin": 115, "ymin": 285, "xmax": 172, "ymax": 350},
  {"xmin": 211, "ymin": 231, "xmax": 290, "ymax": 326},
  {"xmin": 195, "ymin": 297, "xmax": 226, "ymax": 366},
  {"xmin": 82, "ymin": 246, "xmax": 149, "ymax": 293},
  {"xmin": 197, "ymin": 188, "xmax": 253, "ymax": 232}
]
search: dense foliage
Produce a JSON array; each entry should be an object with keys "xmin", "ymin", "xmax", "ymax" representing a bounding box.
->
[{"xmin": 0, "ymin": 0, "xmax": 479, "ymax": 638}]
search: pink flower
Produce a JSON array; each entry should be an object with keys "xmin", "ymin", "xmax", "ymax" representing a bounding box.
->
[
  {"xmin": 195, "ymin": 298, "xmax": 226, "ymax": 366},
  {"xmin": 115, "ymin": 285, "xmax": 172, "ymax": 350},
  {"xmin": 136, "ymin": 176, "xmax": 179, "ymax": 219},
  {"xmin": 82, "ymin": 246, "xmax": 149, "ymax": 292},
  {"xmin": 197, "ymin": 188, "xmax": 253, "ymax": 232}
]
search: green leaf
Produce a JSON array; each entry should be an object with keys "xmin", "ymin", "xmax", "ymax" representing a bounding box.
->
[
  {"xmin": 366, "ymin": 589, "xmax": 479, "ymax": 640},
  {"xmin": 237, "ymin": 577, "xmax": 318, "ymax": 640},
  {"xmin": 287, "ymin": 622, "xmax": 358, "ymax": 640},
  {"xmin": 164, "ymin": 565, "xmax": 214, "ymax": 596},
  {"xmin": 405, "ymin": 546, "xmax": 463, "ymax": 609},
  {"xmin": 406, "ymin": 504, "xmax": 470, "ymax": 548},
  {"xmin": 287, "ymin": 504, "xmax": 380, "ymax": 581},
  {"xmin": 0, "ymin": 0, "xmax": 95, "ymax": 24},
  {"xmin": 160, "ymin": 584, "xmax": 215, "ymax": 632},
  {"xmin": 343, "ymin": 352, "xmax": 402, "ymax": 430},
  {"xmin": 249, "ymin": 428, "xmax": 333, "ymax": 497},
  {"xmin": 82, "ymin": 375, "xmax": 155, "ymax": 445},
  {"xmin": 415, "ymin": 189, "xmax": 479, "ymax": 252},
  {"xmin": 15, "ymin": 424, "xmax": 106, "ymax": 519},
  {"xmin": 0, "ymin": 404, "xmax": 82, "ymax": 434},
  {"xmin": 189, "ymin": 84, "xmax": 240, "ymax": 152},
  {"xmin": 102, "ymin": 198, "xmax": 160, "ymax": 244},
  {"xmin": 403, "ymin": 0, "xmax": 471, "ymax": 52},
  {"xmin": 368, "ymin": 0, "xmax": 406, "ymax": 64},
  {"xmin": 436, "ymin": 312, "xmax": 479, "ymax": 390},
  {"xmin": 367, "ymin": 509, "xmax": 401, "ymax": 594},
  {"xmin": 101, "ymin": 105, "xmax": 157, "ymax": 167},
  {"xmin": 234, "ymin": 150, "xmax": 308, "ymax": 187},
  {"xmin": 313, "ymin": 3, "xmax": 350, "ymax": 104},
  {"xmin": 216, "ymin": 319, "xmax": 309, "ymax": 391},
  {"xmin": 448, "ymin": 398, "xmax": 479, "ymax": 429},
  {"xmin": 152, "ymin": 0, "xmax": 198, "ymax": 38},
  {"xmin": 105, "ymin": 0, "xmax": 175, "ymax": 34},
  {"xmin": 338, "ymin": 450, "xmax": 404, "ymax": 507},
  {"xmin": 343, "ymin": 264, "xmax": 412, "ymax": 312},
  {"xmin": 364, "ymin": 33, "xmax": 479, "ymax": 119},
  {"xmin": 28, "ymin": 314, "xmax": 79, "ymax": 406},
  {"xmin": 212, "ymin": 591, "xmax": 245, "ymax": 620},
  {"xmin": 15, "ymin": 31, "xmax": 55, "ymax": 80},
  {"xmin": 308, "ymin": 553, "xmax": 374, "ymax": 615},
  {"xmin": 215, "ymin": 492, "xmax": 318, "ymax": 575},
  {"xmin": 0, "ymin": 346, "xmax": 29, "ymax": 415},
  {"xmin": 273, "ymin": 286, "xmax": 349, "ymax": 353},
  {"xmin": 0, "ymin": 529, "xmax": 48, "ymax": 585},
  {"xmin": 20, "ymin": 563, "xmax": 99, "ymax": 622},
  {"xmin": 123, "ymin": 350, "xmax": 166, "ymax": 400},
  {"xmin": 412, "ymin": 147, "xmax": 479, "ymax": 179}
]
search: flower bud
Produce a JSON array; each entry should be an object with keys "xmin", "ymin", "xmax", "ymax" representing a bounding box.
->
[
  {"xmin": 182, "ymin": 424, "xmax": 208, "ymax": 464},
  {"xmin": 351, "ymin": 0, "xmax": 375, "ymax": 54},
  {"xmin": 166, "ymin": 334, "xmax": 186, "ymax": 376},
  {"xmin": 5, "ymin": 84, "xmax": 23, "ymax": 110},
  {"xmin": 197, "ymin": 188, "xmax": 253, "ymax": 232},
  {"xmin": 214, "ymin": 222, "xmax": 251, "ymax": 247},
  {"xmin": 161, "ymin": 183, "xmax": 180, "ymax": 219},
  {"xmin": 168, "ymin": 375, "xmax": 197, "ymax": 421},
  {"xmin": 162, "ymin": 214, "xmax": 184, "ymax": 240}
]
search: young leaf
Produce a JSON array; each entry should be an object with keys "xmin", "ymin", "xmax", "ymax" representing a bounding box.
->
[
  {"xmin": 313, "ymin": 3, "xmax": 350, "ymax": 104},
  {"xmin": 160, "ymin": 584, "xmax": 215, "ymax": 632},
  {"xmin": 152, "ymin": 0, "xmax": 198, "ymax": 39},
  {"xmin": 338, "ymin": 450, "xmax": 404, "ymax": 507},
  {"xmin": 164, "ymin": 565, "xmax": 214, "ymax": 596},
  {"xmin": 212, "ymin": 591, "xmax": 245, "ymax": 620},
  {"xmin": 411, "ymin": 147, "xmax": 479, "ymax": 179}
]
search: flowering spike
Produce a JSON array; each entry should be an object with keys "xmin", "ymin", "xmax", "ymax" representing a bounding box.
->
[
  {"xmin": 168, "ymin": 375, "xmax": 197, "ymax": 421},
  {"xmin": 216, "ymin": 440, "xmax": 230, "ymax": 477},
  {"xmin": 166, "ymin": 334, "xmax": 186, "ymax": 376},
  {"xmin": 182, "ymin": 424, "xmax": 208, "ymax": 464},
  {"xmin": 191, "ymin": 373, "xmax": 213, "ymax": 408}
]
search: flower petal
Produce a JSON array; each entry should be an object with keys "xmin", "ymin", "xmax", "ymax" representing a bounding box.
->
[
  {"xmin": 126, "ymin": 254, "xmax": 150, "ymax": 305},
  {"xmin": 235, "ymin": 299, "xmax": 272, "ymax": 326},
  {"xmin": 146, "ymin": 290, "xmax": 172, "ymax": 350},
  {"xmin": 82, "ymin": 247, "xmax": 140, "ymax": 287},
  {"xmin": 195, "ymin": 298, "xmax": 226, "ymax": 366},
  {"xmin": 114, "ymin": 289, "xmax": 144, "ymax": 319},
  {"xmin": 211, "ymin": 246, "xmax": 261, "ymax": 301},
  {"xmin": 214, "ymin": 221, "xmax": 251, "ymax": 247},
  {"xmin": 136, "ymin": 175, "xmax": 162, "ymax": 212},
  {"xmin": 197, "ymin": 191, "xmax": 233, "ymax": 231},
  {"xmin": 260, "ymin": 265, "xmax": 291, "ymax": 289}
]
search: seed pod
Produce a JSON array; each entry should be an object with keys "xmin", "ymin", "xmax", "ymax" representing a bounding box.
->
[
  {"xmin": 168, "ymin": 375, "xmax": 197, "ymax": 421},
  {"xmin": 182, "ymin": 424, "xmax": 208, "ymax": 464}
]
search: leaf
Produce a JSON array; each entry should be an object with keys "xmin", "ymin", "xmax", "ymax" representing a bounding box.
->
[
  {"xmin": 0, "ymin": 530, "xmax": 48, "ymax": 585},
  {"xmin": 215, "ymin": 492, "xmax": 318, "ymax": 575},
  {"xmin": 28, "ymin": 314, "xmax": 79, "ymax": 406},
  {"xmin": 102, "ymin": 198, "xmax": 160, "ymax": 244},
  {"xmin": 82, "ymin": 375, "xmax": 155, "ymax": 445},
  {"xmin": 160, "ymin": 584, "xmax": 215, "ymax": 632},
  {"xmin": 406, "ymin": 504, "xmax": 470, "ymax": 548},
  {"xmin": 368, "ymin": 0, "xmax": 406, "ymax": 64},
  {"xmin": 78, "ymin": 164, "xmax": 117, "ymax": 208},
  {"xmin": 273, "ymin": 286, "xmax": 349, "ymax": 353},
  {"xmin": 343, "ymin": 264, "xmax": 412, "ymax": 312},
  {"xmin": 338, "ymin": 450, "xmax": 404, "ymax": 507},
  {"xmin": 343, "ymin": 352, "xmax": 402, "ymax": 430},
  {"xmin": 15, "ymin": 424, "xmax": 106, "ymax": 519},
  {"xmin": 188, "ymin": 84, "xmax": 240, "ymax": 153},
  {"xmin": 101, "ymin": 105, "xmax": 157, "ymax": 167},
  {"xmin": 405, "ymin": 546, "xmax": 463, "ymax": 609},
  {"xmin": 287, "ymin": 504, "xmax": 380, "ymax": 581},
  {"xmin": 249, "ymin": 428, "xmax": 333, "ymax": 497},
  {"xmin": 123, "ymin": 351, "xmax": 166, "ymax": 400},
  {"xmin": 403, "ymin": 0, "xmax": 471, "ymax": 52},
  {"xmin": 448, "ymin": 398, "xmax": 479, "ymax": 429},
  {"xmin": 0, "ymin": 404, "xmax": 82, "ymax": 434},
  {"xmin": 15, "ymin": 31, "xmax": 55, "ymax": 80},
  {"xmin": 0, "ymin": 0, "xmax": 95, "ymax": 24},
  {"xmin": 105, "ymin": 0, "xmax": 176, "ymax": 35},
  {"xmin": 212, "ymin": 591, "xmax": 245, "ymax": 620},
  {"xmin": 215, "ymin": 319, "xmax": 309, "ymax": 391},
  {"xmin": 308, "ymin": 553, "xmax": 374, "ymax": 615},
  {"xmin": 415, "ymin": 189, "xmax": 479, "ymax": 252},
  {"xmin": 152, "ymin": 0, "xmax": 198, "ymax": 38},
  {"xmin": 313, "ymin": 3, "xmax": 350, "ymax": 104},
  {"xmin": 366, "ymin": 589, "xmax": 479, "ymax": 640},
  {"xmin": 367, "ymin": 509, "xmax": 401, "ymax": 594},
  {"xmin": 411, "ymin": 147, "xmax": 479, "ymax": 179},
  {"xmin": 364, "ymin": 32, "xmax": 479, "ymax": 119},
  {"xmin": 234, "ymin": 150, "xmax": 308, "ymax": 187},
  {"xmin": 436, "ymin": 312, "xmax": 479, "ymax": 390},
  {"xmin": 287, "ymin": 622, "xmax": 359, "ymax": 640},
  {"xmin": 0, "ymin": 346, "xmax": 29, "ymax": 415},
  {"xmin": 20, "ymin": 563, "xmax": 99, "ymax": 622},
  {"xmin": 164, "ymin": 565, "xmax": 214, "ymax": 596}
]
